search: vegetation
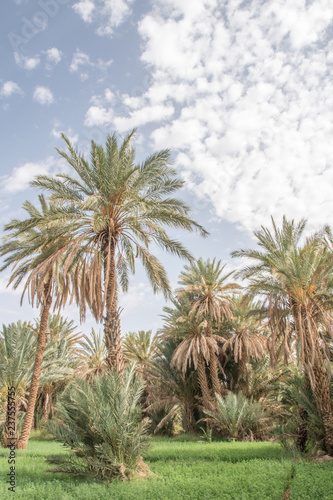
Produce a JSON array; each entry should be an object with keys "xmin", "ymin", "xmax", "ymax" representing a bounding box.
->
[
  {"xmin": 47, "ymin": 365, "xmax": 151, "ymax": 481},
  {"xmin": 1, "ymin": 435, "xmax": 332, "ymax": 499},
  {"xmin": 0, "ymin": 130, "xmax": 333, "ymax": 498}
]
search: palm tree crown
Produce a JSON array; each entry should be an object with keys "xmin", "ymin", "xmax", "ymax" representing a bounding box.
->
[{"xmin": 31, "ymin": 129, "xmax": 208, "ymax": 370}]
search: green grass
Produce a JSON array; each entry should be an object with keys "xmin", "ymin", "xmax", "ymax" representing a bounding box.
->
[{"xmin": 1, "ymin": 434, "xmax": 332, "ymax": 499}]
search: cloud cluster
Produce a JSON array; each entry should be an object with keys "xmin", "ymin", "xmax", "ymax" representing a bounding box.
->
[
  {"xmin": 69, "ymin": 49, "xmax": 112, "ymax": 81},
  {"xmin": 14, "ymin": 52, "xmax": 40, "ymax": 70},
  {"xmin": 73, "ymin": 0, "xmax": 134, "ymax": 36},
  {"xmin": 0, "ymin": 81, "xmax": 23, "ymax": 97},
  {"xmin": 3, "ymin": 157, "xmax": 57, "ymax": 193},
  {"xmin": 33, "ymin": 86, "xmax": 54, "ymax": 105},
  {"xmin": 111, "ymin": 0, "xmax": 333, "ymax": 234}
]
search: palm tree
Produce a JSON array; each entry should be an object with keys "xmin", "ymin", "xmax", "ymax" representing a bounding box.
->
[
  {"xmin": 232, "ymin": 216, "xmax": 333, "ymax": 455},
  {"xmin": 123, "ymin": 330, "xmax": 159, "ymax": 373},
  {"xmin": 0, "ymin": 322, "xmax": 36, "ymax": 446},
  {"xmin": 0, "ymin": 196, "xmax": 79, "ymax": 449},
  {"xmin": 31, "ymin": 129, "xmax": 208, "ymax": 372},
  {"xmin": 76, "ymin": 329, "xmax": 108, "ymax": 382},
  {"xmin": 147, "ymin": 339, "xmax": 199, "ymax": 433},
  {"xmin": 162, "ymin": 297, "xmax": 212, "ymax": 408},
  {"xmin": 176, "ymin": 258, "xmax": 239, "ymax": 399},
  {"xmin": 221, "ymin": 295, "xmax": 268, "ymax": 393},
  {"xmin": 36, "ymin": 315, "xmax": 81, "ymax": 423}
]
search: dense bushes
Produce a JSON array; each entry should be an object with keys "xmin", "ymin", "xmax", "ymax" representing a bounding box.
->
[{"xmin": 47, "ymin": 365, "xmax": 151, "ymax": 481}]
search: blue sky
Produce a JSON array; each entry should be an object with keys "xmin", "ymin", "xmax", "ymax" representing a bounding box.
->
[{"xmin": 1, "ymin": 0, "xmax": 333, "ymax": 336}]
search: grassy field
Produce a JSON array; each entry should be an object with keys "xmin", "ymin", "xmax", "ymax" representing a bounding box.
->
[{"xmin": 1, "ymin": 433, "xmax": 333, "ymax": 499}]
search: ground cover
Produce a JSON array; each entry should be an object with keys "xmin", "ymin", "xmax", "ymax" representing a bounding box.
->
[{"xmin": 0, "ymin": 434, "xmax": 332, "ymax": 499}]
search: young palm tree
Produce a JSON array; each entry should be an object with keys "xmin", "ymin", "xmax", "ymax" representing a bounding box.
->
[
  {"xmin": 31, "ymin": 129, "xmax": 208, "ymax": 371},
  {"xmin": 123, "ymin": 330, "xmax": 159, "ymax": 373},
  {"xmin": 232, "ymin": 216, "xmax": 333, "ymax": 455},
  {"xmin": 176, "ymin": 258, "xmax": 239, "ymax": 399},
  {"xmin": 221, "ymin": 295, "xmax": 268, "ymax": 393},
  {"xmin": 0, "ymin": 322, "xmax": 36, "ymax": 446},
  {"xmin": 0, "ymin": 196, "xmax": 79, "ymax": 449},
  {"xmin": 36, "ymin": 315, "xmax": 81, "ymax": 423},
  {"xmin": 76, "ymin": 329, "xmax": 108, "ymax": 382}
]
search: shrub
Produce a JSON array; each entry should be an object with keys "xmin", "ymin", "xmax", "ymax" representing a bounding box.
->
[
  {"xmin": 47, "ymin": 365, "xmax": 152, "ymax": 481},
  {"xmin": 203, "ymin": 392, "xmax": 267, "ymax": 440}
]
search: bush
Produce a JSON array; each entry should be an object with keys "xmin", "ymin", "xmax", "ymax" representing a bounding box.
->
[
  {"xmin": 47, "ymin": 365, "xmax": 151, "ymax": 481},
  {"xmin": 203, "ymin": 392, "xmax": 267, "ymax": 440}
]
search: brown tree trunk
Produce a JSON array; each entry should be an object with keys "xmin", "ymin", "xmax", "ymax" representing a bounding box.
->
[
  {"xmin": 237, "ymin": 353, "xmax": 248, "ymax": 395},
  {"xmin": 296, "ymin": 373, "xmax": 309, "ymax": 453},
  {"xmin": 17, "ymin": 274, "xmax": 53, "ymax": 450},
  {"xmin": 43, "ymin": 392, "xmax": 51, "ymax": 423},
  {"xmin": 183, "ymin": 405, "xmax": 195, "ymax": 433},
  {"xmin": 197, "ymin": 353, "xmax": 213, "ymax": 409},
  {"xmin": 104, "ymin": 240, "xmax": 124, "ymax": 373},
  {"xmin": 208, "ymin": 345, "xmax": 221, "ymax": 398},
  {"xmin": 311, "ymin": 358, "xmax": 333, "ymax": 456}
]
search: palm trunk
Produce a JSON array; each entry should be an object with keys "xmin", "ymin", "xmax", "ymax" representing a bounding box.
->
[
  {"xmin": 311, "ymin": 357, "xmax": 333, "ymax": 455},
  {"xmin": 104, "ymin": 240, "xmax": 123, "ymax": 372},
  {"xmin": 296, "ymin": 373, "xmax": 309, "ymax": 453},
  {"xmin": 237, "ymin": 353, "xmax": 248, "ymax": 395},
  {"xmin": 43, "ymin": 392, "xmax": 51, "ymax": 423},
  {"xmin": 183, "ymin": 405, "xmax": 195, "ymax": 433},
  {"xmin": 197, "ymin": 353, "xmax": 212, "ymax": 409},
  {"xmin": 17, "ymin": 274, "xmax": 53, "ymax": 450},
  {"xmin": 208, "ymin": 345, "xmax": 221, "ymax": 398}
]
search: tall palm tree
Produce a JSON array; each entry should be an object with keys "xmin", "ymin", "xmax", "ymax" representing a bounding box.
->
[
  {"xmin": 0, "ymin": 322, "xmax": 36, "ymax": 447},
  {"xmin": 31, "ymin": 129, "xmax": 208, "ymax": 371},
  {"xmin": 232, "ymin": 216, "xmax": 333, "ymax": 455},
  {"xmin": 221, "ymin": 295, "xmax": 268, "ymax": 393},
  {"xmin": 0, "ymin": 196, "xmax": 79, "ymax": 449},
  {"xmin": 176, "ymin": 258, "xmax": 239, "ymax": 399}
]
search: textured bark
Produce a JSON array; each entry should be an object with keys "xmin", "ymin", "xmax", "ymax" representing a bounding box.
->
[
  {"xmin": 311, "ymin": 358, "xmax": 333, "ymax": 456},
  {"xmin": 43, "ymin": 392, "xmax": 51, "ymax": 423},
  {"xmin": 197, "ymin": 353, "xmax": 213, "ymax": 409},
  {"xmin": 296, "ymin": 373, "xmax": 309, "ymax": 453},
  {"xmin": 17, "ymin": 274, "xmax": 53, "ymax": 450},
  {"xmin": 296, "ymin": 406, "xmax": 308, "ymax": 453},
  {"xmin": 183, "ymin": 405, "xmax": 195, "ymax": 433},
  {"xmin": 208, "ymin": 345, "xmax": 221, "ymax": 398},
  {"xmin": 237, "ymin": 353, "xmax": 248, "ymax": 395},
  {"xmin": 104, "ymin": 240, "xmax": 123, "ymax": 373}
]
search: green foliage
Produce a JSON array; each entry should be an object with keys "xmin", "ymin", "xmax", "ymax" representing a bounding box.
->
[
  {"xmin": 0, "ymin": 438, "xmax": 307, "ymax": 499},
  {"xmin": 48, "ymin": 365, "xmax": 151, "ymax": 481},
  {"xmin": 204, "ymin": 392, "xmax": 266, "ymax": 440},
  {"xmin": 0, "ymin": 321, "xmax": 36, "ymax": 399}
]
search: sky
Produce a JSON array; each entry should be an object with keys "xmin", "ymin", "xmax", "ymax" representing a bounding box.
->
[{"xmin": 1, "ymin": 0, "xmax": 333, "ymax": 336}]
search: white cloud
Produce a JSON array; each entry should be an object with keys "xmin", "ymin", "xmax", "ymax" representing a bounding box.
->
[
  {"xmin": 73, "ymin": 0, "xmax": 134, "ymax": 36},
  {"xmin": 14, "ymin": 52, "xmax": 40, "ymax": 70},
  {"xmin": 0, "ymin": 81, "xmax": 23, "ymax": 97},
  {"xmin": 73, "ymin": 0, "xmax": 95, "ymax": 22},
  {"xmin": 45, "ymin": 47, "xmax": 62, "ymax": 69},
  {"xmin": 111, "ymin": 0, "xmax": 333, "ymax": 234},
  {"xmin": 70, "ymin": 49, "xmax": 92, "ymax": 72},
  {"xmin": 84, "ymin": 105, "xmax": 113, "ymax": 126},
  {"xmin": 3, "ymin": 157, "xmax": 56, "ymax": 193},
  {"xmin": 33, "ymin": 86, "xmax": 54, "ymax": 105}
]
